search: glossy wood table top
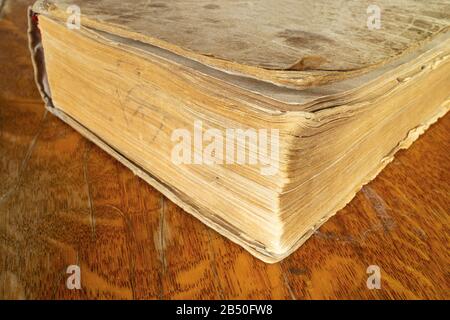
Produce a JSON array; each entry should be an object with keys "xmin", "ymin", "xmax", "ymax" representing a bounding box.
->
[{"xmin": 0, "ymin": 1, "xmax": 448, "ymax": 299}]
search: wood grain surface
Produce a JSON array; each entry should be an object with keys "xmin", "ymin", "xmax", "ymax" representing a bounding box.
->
[{"xmin": 1, "ymin": 0, "xmax": 449, "ymax": 299}]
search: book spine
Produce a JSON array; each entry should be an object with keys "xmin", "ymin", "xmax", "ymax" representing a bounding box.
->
[{"xmin": 27, "ymin": 7, "xmax": 54, "ymax": 110}]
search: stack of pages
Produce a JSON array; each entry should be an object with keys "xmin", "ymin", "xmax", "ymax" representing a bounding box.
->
[{"xmin": 29, "ymin": 0, "xmax": 450, "ymax": 262}]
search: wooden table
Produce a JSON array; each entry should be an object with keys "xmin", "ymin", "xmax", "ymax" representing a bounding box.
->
[{"xmin": 1, "ymin": 0, "xmax": 448, "ymax": 299}]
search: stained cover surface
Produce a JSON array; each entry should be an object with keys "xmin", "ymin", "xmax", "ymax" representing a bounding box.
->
[{"xmin": 34, "ymin": 0, "xmax": 449, "ymax": 82}]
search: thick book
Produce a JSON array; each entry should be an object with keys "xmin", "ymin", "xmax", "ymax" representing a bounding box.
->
[{"xmin": 29, "ymin": 0, "xmax": 450, "ymax": 262}]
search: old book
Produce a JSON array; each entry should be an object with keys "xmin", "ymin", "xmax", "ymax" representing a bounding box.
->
[{"xmin": 29, "ymin": 0, "xmax": 450, "ymax": 262}]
